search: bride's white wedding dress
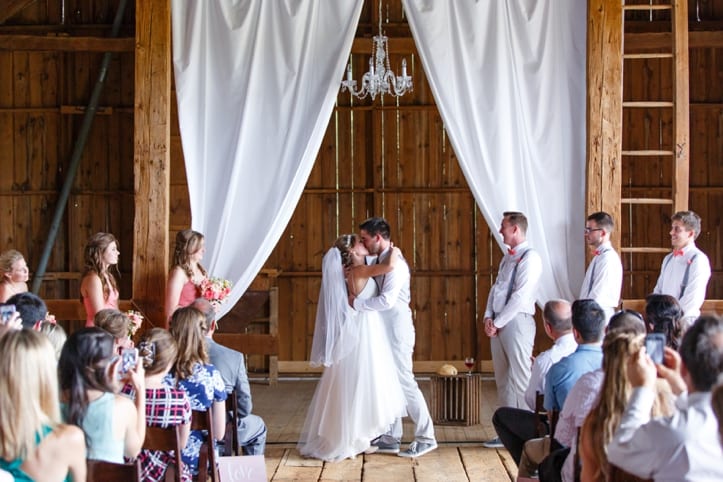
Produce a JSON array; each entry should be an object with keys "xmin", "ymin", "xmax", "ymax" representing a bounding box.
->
[{"xmin": 297, "ymin": 278, "xmax": 406, "ymax": 462}]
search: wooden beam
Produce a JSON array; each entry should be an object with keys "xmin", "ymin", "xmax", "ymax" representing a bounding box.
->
[
  {"xmin": 672, "ymin": 0, "xmax": 690, "ymax": 212},
  {"xmin": 624, "ymin": 31, "xmax": 723, "ymax": 51},
  {"xmin": 586, "ymin": 0, "xmax": 623, "ymax": 250},
  {"xmin": 214, "ymin": 333, "xmax": 279, "ymax": 356},
  {"xmin": 132, "ymin": 0, "xmax": 171, "ymax": 328},
  {"xmin": 278, "ymin": 360, "xmax": 496, "ymax": 375},
  {"xmin": 0, "ymin": 34, "xmax": 134, "ymax": 52},
  {"xmin": 0, "ymin": 0, "xmax": 36, "ymax": 25}
]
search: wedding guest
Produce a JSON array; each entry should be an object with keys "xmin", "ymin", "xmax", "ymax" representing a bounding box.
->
[
  {"xmin": 80, "ymin": 232, "xmax": 120, "ymax": 327},
  {"xmin": 607, "ymin": 315, "xmax": 723, "ymax": 480},
  {"xmin": 6, "ymin": 292, "xmax": 47, "ymax": 329},
  {"xmin": 165, "ymin": 230, "xmax": 207, "ymax": 321},
  {"xmin": 167, "ymin": 306, "xmax": 226, "ymax": 476},
  {"xmin": 645, "ymin": 293, "xmax": 683, "ymax": 350},
  {"xmin": 0, "ymin": 249, "xmax": 29, "ymax": 302},
  {"xmin": 136, "ymin": 328, "xmax": 192, "ymax": 482},
  {"xmin": 94, "ymin": 308, "xmax": 133, "ymax": 354},
  {"xmin": 579, "ymin": 332, "xmax": 673, "ymax": 481},
  {"xmin": 38, "ymin": 320, "xmax": 68, "ymax": 361},
  {"xmin": 58, "ymin": 327, "xmax": 146, "ymax": 462},
  {"xmin": 0, "ymin": 329, "xmax": 86, "ymax": 481},
  {"xmin": 193, "ymin": 298, "xmax": 267, "ymax": 456}
]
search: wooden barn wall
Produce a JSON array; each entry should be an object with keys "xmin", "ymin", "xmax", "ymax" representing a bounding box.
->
[
  {"xmin": 621, "ymin": 2, "xmax": 723, "ymax": 301},
  {"xmin": 1, "ymin": 1, "xmax": 721, "ymax": 370},
  {"xmin": 0, "ymin": 1, "xmax": 136, "ymax": 301}
]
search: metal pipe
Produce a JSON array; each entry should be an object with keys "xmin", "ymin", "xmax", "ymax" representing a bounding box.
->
[{"xmin": 31, "ymin": 0, "xmax": 129, "ymax": 294}]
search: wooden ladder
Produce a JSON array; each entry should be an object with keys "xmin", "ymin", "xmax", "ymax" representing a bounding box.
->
[{"xmin": 620, "ymin": 0, "xmax": 690, "ymax": 257}]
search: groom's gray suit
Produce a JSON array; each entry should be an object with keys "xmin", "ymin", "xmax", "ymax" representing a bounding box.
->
[{"xmin": 353, "ymin": 247, "xmax": 435, "ymax": 444}]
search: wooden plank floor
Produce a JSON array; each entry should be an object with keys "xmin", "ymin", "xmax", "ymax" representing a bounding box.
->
[{"xmin": 250, "ymin": 377, "xmax": 516, "ymax": 481}]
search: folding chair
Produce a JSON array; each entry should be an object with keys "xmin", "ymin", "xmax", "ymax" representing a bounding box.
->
[{"xmin": 87, "ymin": 459, "xmax": 141, "ymax": 482}]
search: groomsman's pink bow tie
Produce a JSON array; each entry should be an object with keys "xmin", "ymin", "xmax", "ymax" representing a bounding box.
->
[
  {"xmin": 673, "ymin": 249, "xmax": 684, "ymax": 257},
  {"xmin": 508, "ymin": 248, "xmax": 516, "ymax": 255},
  {"xmin": 594, "ymin": 249, "xmax": 601, "ymax": 256}
]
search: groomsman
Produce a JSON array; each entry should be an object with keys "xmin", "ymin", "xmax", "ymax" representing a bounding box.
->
[
  {"xmin": 580, "ymin": 212, "xmax": 623, "ymax": 322},
  {"xmin": 653, "ymin": 210, "xmax": 711, "ymax": 329},
  {"xmin": 482, "ymin": 211, "xmax": 542, "ymax": 448}
]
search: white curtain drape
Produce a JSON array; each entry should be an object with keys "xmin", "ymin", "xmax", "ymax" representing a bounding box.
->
[
  {"xmin": 403, "ymin": 0, "xmax": 587, "ymax": 302},
  {"xmin": 171, "ymin": 0, "xmax": 363, "ymax": 317}
]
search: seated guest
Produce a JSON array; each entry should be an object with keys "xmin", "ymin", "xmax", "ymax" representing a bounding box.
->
[
  {"xmin": 544, "ymin": 299, "xmax": 605, "ymax": 413},
  {"xmin": 193, "ymin": 298, "xmax": 268, "ymax": 455},
  {"xmin": 37, "ymin": 320, "xmax": 68, "ymax": 361},
  {"xmin": 0, "ymin": 329, "xmax": 86, "ymax": 481},
  {"xmin": 607, "ymin": 315, "xmax": 723, "ymax": 480},
  {"xmin": 135, "ymin": 328, "xmax": 192, "ymax": 482},
  {"xmin": 95, "ymin": 308, "xmax": 134, "ymax": 354},
  {"xmin": 645, "ymin": 293, "xmax": 683, "ymax": 350},
  {"xmin": 58, "ymin": 327, "xmax": 146, "ymax": 462},
  {"xmin": 491, "ymin": 300, "xmax": 575, "ymax": 461},
  {"xmin": 534, "ymin": 310, "xmax": 647, "ymax": 481},
  {"xmin": 6, "ymin": 292, "xmax": 47, "ymax": 329},
  {"xmin": 167, "ymin": 307, "xmax": 226, "ymax": 476},
  {"xmin": 0, "ymin": 249, "xmax": 29, "ymax": 302},
  {"xmin": 713, "ymin": 378, "xmax": 723, "ymax": 445},
  {"xmin": 579, "ymin": 332, "xmax": 673, "ymax": 482}
]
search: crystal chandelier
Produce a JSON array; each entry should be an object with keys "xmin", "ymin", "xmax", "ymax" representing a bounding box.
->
[{"xmin": 340, "ymin": 0, "xmax": 413, "ymax": 100}]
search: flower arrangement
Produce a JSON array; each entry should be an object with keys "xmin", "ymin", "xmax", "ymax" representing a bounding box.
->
[
  {"xmin": 44, "ymin": 312, "xmax": 56, "ymax": 324},
  {"xmin": 126, "ymin": 310, "xmax": 144, "ymax": 337},
  {"xmin": 199, "ymin": 277, "xmax": 233, "ymax": 310}
]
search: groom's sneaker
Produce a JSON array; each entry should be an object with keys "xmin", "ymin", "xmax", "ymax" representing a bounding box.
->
[
  {"xmin": 398, "ymin": 441, "xmax": 437, "ymax": 458},
  {"xmin": 370, "ymin": 436, "xmax": 400, "ymax": 454}
]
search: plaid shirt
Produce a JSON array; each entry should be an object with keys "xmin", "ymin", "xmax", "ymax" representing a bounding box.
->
[{"xmin": 139, "ymin": 387, "xmax": 192, "ymax": 482}]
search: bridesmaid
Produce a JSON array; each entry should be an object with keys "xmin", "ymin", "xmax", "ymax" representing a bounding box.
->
[
  {"xmin": 80, "ymin": 233, "xmax": 120, "ymax": 327},
  {"xmin": 165, "ymin": 229, "xmax": 207, "ymax": 320},
  {"xmin": 0, "ymin": 250, "xmax": 30, "ymax": 302}
]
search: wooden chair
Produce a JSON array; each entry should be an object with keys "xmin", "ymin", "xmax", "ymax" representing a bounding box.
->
[
  {"xmin": 191, "ymin": 409, "xmax": 220, "ymax": 482},
  {"xmin": 143, "ymin": 425, "xmax": 185, "ymax": 482},
  {"xmin": 534, "ymin": 391, "xmax": 548, "ymax": 437},
  {"xmin": 87, "ymin": 459, "xmax": 141, "ymax": 482},
  {"xmin": 223, "ymin": 389, "xmax": 240, "ymax": 456}
]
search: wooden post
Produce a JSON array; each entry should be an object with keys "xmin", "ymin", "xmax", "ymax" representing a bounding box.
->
[
  {"xmin": 586, "ymin": 0, "xmax": 623, "ymax": 251},
  {"xmin": 133, "ymin": 0, "xmax": 171, "ymax": 327},
  {"xmin": 672, "ymin": 0, "xmax": 690, "ymax": 212}
]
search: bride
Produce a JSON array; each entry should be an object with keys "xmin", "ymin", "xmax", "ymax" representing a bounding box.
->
[{"xmin": 297, "ymin": 234, "xmax": 406, "ymax": 462}]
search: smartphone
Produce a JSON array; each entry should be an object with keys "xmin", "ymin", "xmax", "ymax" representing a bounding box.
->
[
  {"xmin": 645, "ymin": 333, "xmax": 666, "ymax": 365},
  {"xmin": 0, "ymin": 304, "xmax": 15, "ymax": 324},
  {"xmin": 119, "ymin": 348, "xmax": 139, "ymax": 375}
]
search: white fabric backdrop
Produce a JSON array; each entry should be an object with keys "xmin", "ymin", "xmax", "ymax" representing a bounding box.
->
[
  {"xmin": 172, "ymin": 0, "xmax": 363, "ymax": 317},
  {"xmin": 403, "ymin": 0, "xmax": 587, "ymax": 303}
]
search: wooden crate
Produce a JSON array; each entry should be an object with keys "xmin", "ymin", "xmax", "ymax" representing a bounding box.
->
[{"xmin": 430, "ymin": 374, "xmax": 481, "ymax": 426}]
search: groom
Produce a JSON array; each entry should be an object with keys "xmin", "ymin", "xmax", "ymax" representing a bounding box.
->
[{"xmin": 348, "ymin": 217, "xmax": 437, "ymax": 458}]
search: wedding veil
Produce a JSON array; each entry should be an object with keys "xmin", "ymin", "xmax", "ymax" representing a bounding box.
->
[{"xmin": 309, "ymin": 247, "xmax": 359, "ymax": 367}]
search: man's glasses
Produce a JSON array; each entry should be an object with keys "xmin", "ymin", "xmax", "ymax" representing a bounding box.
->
[{"xmin": 584, "ymin": 227, "xmax": 603, "ymax": 234}]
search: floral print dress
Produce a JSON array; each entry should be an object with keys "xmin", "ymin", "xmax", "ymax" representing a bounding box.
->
[{"xmin": 165, "ymin": 363, "xmax": 227, "ymax": 475}]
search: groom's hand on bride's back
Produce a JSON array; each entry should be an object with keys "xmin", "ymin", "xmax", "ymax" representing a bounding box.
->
[{"xmin": 348, "ymin": 293, "xmax": 356, "ymax": 308}]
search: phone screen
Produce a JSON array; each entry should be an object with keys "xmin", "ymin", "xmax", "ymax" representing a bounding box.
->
[
  {"xmin": 0, "ymin": 304, "xmax": 15, "ymax": 324},
  {"xmin": 120, "ymin": 348, "xmax": 138, "ymax": 375},
  {"xmin": 645, "ymin": 334, "xmax": 666, "ymax": 365}
]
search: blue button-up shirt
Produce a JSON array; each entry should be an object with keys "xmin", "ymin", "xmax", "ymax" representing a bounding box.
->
[{"xmin": 544, "ymin": 344, "xmax": 603, "ymax": 411}]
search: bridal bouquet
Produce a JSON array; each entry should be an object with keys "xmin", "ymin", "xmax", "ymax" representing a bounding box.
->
[
  {"xmin": 126, "ymin": 310, "xmax": 144, "ymax": 337},
  {"xmin": 199, "ymin": 277, "xmax": 233, "ymax": 310}
]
